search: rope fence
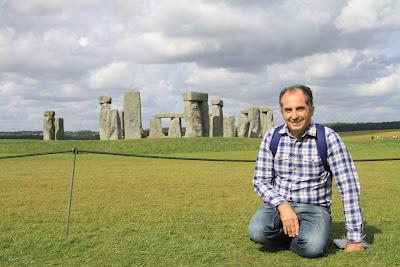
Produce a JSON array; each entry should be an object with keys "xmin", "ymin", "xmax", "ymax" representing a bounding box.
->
[{"xmin": 1, "ymin": 147, "xmax": 399, "ymax": 236}]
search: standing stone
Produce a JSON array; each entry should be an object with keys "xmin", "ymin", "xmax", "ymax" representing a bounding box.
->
[
  {"xmin": 43, "ymin": 110, "xmax": 55, "ymax": 140},
  {"xmin": 119, "ymin": 109, "xmax": 125, "ymax": 138},
  {"xmin": 209, "ymin": 98, "xmax": 223, "ymax": 137},
  {"xmin": 107, "ymin": 109, "xmax": 122, "ymax": 140},
  {"xmin": 124, "ymin": 90, "xmax": 142, "ymax": 139},
  {"xmin": 182, "ymin": 91, "xmax": 209, "ymax": 137},
  {"xmin": 168, "ymin": 117, "xmax": 182, "ymax": 138},
  {"xmin": 149, "ymin": 117, "xmax": 163, "ymax": 137},
  {"xmin": 223, "ymin": 116, "xmax": 237, "ymax": 137},
  {"xmin": 54, "ymin": 118, "xmax": 64, "ymax": 140},
  {"xmin": 237, "ymin": 111, "xmax": 250, "ymax": 137},
  {"xmin": 199, "ymin": 101, "xmax": 209, "ymax": 137},
  {"xmin": 98, "ymin": 96, "xmax": 112, "ymax": 140},
  {"xmin": 248, "ymin": 107, "xmax": 262, "ymax": 138},
  {"xmin": 260, "ymin": 107, "xmax": 274, "ymax": 136}
]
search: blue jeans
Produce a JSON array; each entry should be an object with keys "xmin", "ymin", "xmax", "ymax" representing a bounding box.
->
[{"xmin": 248, "ymin": 202, "xmax": 331, "ymax": 258}]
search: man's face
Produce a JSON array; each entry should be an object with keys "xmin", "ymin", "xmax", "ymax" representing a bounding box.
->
[{"xmin": 280, "ymin": 89, "xmax": 314, "ymax": 138}]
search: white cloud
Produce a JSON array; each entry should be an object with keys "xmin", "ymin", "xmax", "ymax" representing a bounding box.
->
[
  {"xmin": 335, "ymin": 0, "xmax": 400, "ymax": 32},
  {"xmin": 185, "ymin": 64, "xmax": 256, "ymax": 87},
  {"xmin": 355, "ymin": 68, "xmax": 400, "ymax": 96},
  {"xmin": 88, "ymin": 62, "xmax": 132, "ymax": 90}
]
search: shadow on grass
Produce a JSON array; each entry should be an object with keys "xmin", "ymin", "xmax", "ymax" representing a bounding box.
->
[
  {"xmin": 331, "ymin": 221, "xmax": 381, "ymax": 244},
  {"xmin": 328, "ymin": 221, "xmax": 381, "ymax": 255}
]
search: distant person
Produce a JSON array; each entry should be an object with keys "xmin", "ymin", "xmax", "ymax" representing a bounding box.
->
[
  {"xmin": 248, "ymin": 85, "xmax": 364, "ymax": 258},
  {"xmin": 371, "ymin": 136, "xmax": 374, "ymax": 140}
]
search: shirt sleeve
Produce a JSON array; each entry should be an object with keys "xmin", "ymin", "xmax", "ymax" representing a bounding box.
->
[
  {"xmin": 326, "ymin": 129, "xmax": 364, "ymax": 243},
  {"xmin": 253, "ymin": 129, "xmax": 286, "ymax": 207}
]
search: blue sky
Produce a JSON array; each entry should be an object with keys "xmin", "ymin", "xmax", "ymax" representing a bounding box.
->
[{"xmin": 0, "ymin": 0, "xmax": 399, "ymax": 131}]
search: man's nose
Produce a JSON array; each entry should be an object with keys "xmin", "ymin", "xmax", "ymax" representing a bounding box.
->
[{"xmin": 291, "ymin": 110, "xmax": 299, "ymax": 119}]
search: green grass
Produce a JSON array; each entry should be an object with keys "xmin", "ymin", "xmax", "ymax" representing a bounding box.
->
[{"xmin": 1, "ymin": 130, "xmax": 400, "ymax": 266}]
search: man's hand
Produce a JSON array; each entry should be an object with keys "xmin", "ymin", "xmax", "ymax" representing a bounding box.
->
[
  {"xmin": 344, "ymin": 242, "xmax": 364, "ymax": 252},
  {"xmin": 277, "ymin": 202, "xmax": 299, "ymax": 237}
]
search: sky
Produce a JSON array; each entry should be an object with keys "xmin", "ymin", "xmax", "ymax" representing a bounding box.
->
[{"xmin": 0, "ymin": 0, "xmax": 399, "ymax": 131}]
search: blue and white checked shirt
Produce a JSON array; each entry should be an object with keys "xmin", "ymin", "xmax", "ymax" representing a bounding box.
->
[{"xmin": 253, "ymin": 123, "xmax": 364, "ymax": 243}]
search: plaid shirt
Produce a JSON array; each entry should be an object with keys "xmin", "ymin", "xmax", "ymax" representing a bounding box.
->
[{"xmin": 253, "ymin": 123, "xmax": 364, "ymax": 243}]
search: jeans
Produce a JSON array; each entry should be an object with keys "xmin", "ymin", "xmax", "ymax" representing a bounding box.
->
[{"xmin": 248, "ymin": 202, "xmax": 331, "ymax": 258}]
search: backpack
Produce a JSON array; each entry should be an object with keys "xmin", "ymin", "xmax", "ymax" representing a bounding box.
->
[{"xmin": 269, "ymin": 124, "xmax": 331, "ymax": 176}]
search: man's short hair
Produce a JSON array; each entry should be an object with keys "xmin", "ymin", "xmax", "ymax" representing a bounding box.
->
[{"xmin": 279, "ymin": 84, "xmax": 313, "ymax": 107}]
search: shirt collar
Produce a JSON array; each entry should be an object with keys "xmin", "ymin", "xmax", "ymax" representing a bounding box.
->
[{"xmin": 279, "ymin": 122, "xmax": 316, "ymax": 139}]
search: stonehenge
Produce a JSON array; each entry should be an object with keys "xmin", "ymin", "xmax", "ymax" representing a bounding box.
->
[
  {"xmin": 43, "ymin": 111, "xmax": 64, "ymax": 140},
  {"xmin": 209, "ymin": 98, "xmax": 223, "ymax": 137},
  {"xmin": 149, "ymin": 113, "xmax": 184, "ymax": 138},
  {"xmin": 54, "ymin": 118, "xmax": 64, "ymax": 140},
  {"xmin": 98, "ymin": 96, "xmax": 112, "ymax": 140},
  {"xmin": 43, "ymin": 110, "xmax": 55, "ymax": 140},
  {"xmin": 237, "ymin": 111, "xmax": 250, "ymax": 138},
  {"xmin": 149, "ymin": 118, "xmax": 163, "ymax": 137},
  {"xmin": 98, "ymin": 96, "xmax": 124, "ymax": 140},
  {"xmin": 93, "ymin": 89, "xmax": 274, "ymax": 141},
  {"xmin": 182, "ymin": 91, "xmax": 209, "ymax": 137},
  {"xmin": 124, "ymin": 90, "xmax": 142, "ymax": 139},
  {"xmin": 223, "ymin": 116, "xmax": 237, "ymax": 137},
  {"xmin": 41, "ymin": 89, "xmax": 273, "ymax": 141},
  {"xmin": 107, "ymin": 109, "xmax": 122, "ymax": 140},
  {"xmin": 260, "ymin": 107, "xmax": 274, "ymax": 136},
  {"xmin": 247, "ymin": 107, "xmax": 262, "ymax": 138}
]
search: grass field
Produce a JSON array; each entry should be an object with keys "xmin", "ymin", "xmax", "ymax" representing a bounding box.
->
[{"xmin": 1, "ymin": 130, "xmax": 400, "ymax": 266}]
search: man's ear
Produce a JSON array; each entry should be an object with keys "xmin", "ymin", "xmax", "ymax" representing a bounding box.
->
[{"xmin": 310, "ymin": 106, "xmax": 315, "ymax": 116}]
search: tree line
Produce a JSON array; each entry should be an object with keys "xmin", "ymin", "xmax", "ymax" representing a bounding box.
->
[{"xmin": 1, "ymin": 121, "xmax": 399, "ymax": 139}]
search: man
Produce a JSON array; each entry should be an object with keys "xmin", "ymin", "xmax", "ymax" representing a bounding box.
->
[{"xmin": 248, "ymin": 85, "xmax": 364, "ymax": 258}]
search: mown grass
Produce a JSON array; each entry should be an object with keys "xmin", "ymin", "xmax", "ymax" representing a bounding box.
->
[{"xmin": 1, "ymin": 130, "xmax": 400, "ymax": 266}]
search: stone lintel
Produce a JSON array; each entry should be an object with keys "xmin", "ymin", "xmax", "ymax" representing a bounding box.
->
[
  {"xmin": 98, "ymin": 96, "xmax": 112, "ymax": 104},
  {"xmin": 182, "ymin": 91, "xmax": 208, "ymax": 102},
  {"xmin": 44, "ymin": 110, "xmax": 55, "ymax": 116},
  {"xmin": 211, "ymin": 98, "xmax": 223, "ymax": 106},
  {"xmin": 154, "ymin": 113, "xmax": 184, "ymax": 118},
  {"xmin": 240, "ymin": 109, "xmax": 249, "ymax": 114},
  {"xmin": 260, "ymin": 107, "xmax": 273, "ymax": 113}
]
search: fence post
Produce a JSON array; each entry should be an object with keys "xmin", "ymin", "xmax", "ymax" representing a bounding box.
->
[{"xmin": 65, "ymin": 147, "xmax": 78, "ymax": 236}]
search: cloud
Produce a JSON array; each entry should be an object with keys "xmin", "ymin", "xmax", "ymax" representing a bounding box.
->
[
  {"xmin": 0, "ymin": 0, "xmax": 399, "ymax": 131},
  {"xmin": 335, "ymin": 0, "xmax": 400, "ymax": 32},
  {"xmin": 88, "ymin": 62, "xmax": 133, "ymax": 90},
  {"xmin": 355, "ymin": 68, "xmax": 400, "ymax": 96}
]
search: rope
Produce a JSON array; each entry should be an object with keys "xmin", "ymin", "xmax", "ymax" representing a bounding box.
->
[
  {"xmin": 78, "ymin": 150, "xmax": 254, "ymax": 162},
  {"xmin": 0, "ymin": 148, "xmax": 399, "ymax": 163},
  {"xmin": 0, "ymin": 150, "xmax": 72, "ymax": 159}
]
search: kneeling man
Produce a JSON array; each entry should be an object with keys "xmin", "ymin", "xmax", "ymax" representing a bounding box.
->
[{"xmin": 248, "ymin": 85, "xmax": 364, "ymax": 258}]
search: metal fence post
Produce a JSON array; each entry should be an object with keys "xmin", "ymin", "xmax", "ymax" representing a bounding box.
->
[{"xmin": 65, "ymin": 147, "xmax": 78, "ymax": 236}]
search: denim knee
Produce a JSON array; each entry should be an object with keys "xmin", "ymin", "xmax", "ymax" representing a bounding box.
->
[
  {"xmin": 248, "ymin": 218, "xmax": 266, "ymax": 244},
  {"xmin": 292, "ymin": 236, "xmax": 327, "ymax": 258},
  {"xmin": 248, "ymin": 204, "xmax": 279, "ymax": 245}
]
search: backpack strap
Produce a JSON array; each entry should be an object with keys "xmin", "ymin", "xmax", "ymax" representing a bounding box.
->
[
  {"xmin": 270, "ymin": 124, "xmax": 284, "ymax": 157},
  {"xmin": 315, "ymin": 123, "xmax": 331, "ymax": 174},
  {"xmin": 269, "ymin": 125, "xmax": 284, "ymax": 186}
]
